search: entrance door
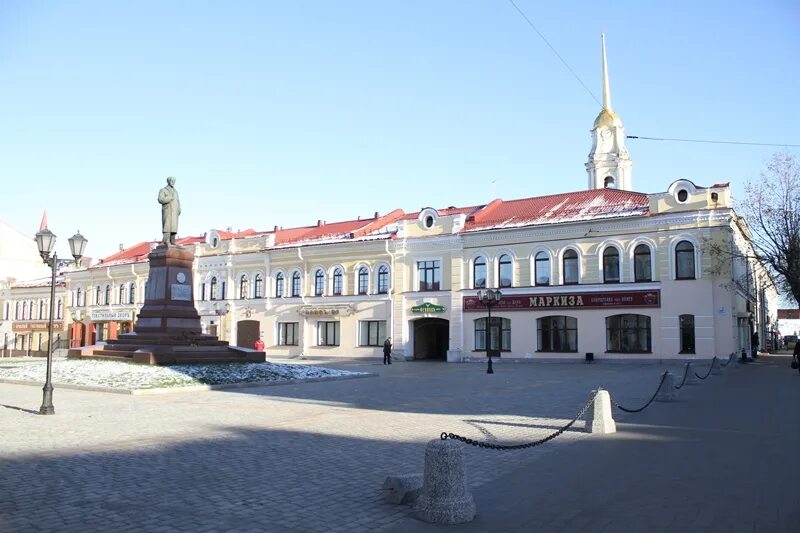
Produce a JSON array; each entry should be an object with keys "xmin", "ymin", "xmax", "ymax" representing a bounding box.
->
[
  {"xmin": 413, "ymin": 318, "xmax": 449, "ymax": 360},
  {"xmin": 237, "ymin": 320, "xmax": 260, "ymax": 349}
]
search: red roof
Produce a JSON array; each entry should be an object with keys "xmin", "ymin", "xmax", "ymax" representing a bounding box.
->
[
  {"xmin": 273, "ymin": 211, "xmax": 402, "ymax": 246},
  {"xmin": 98, "ymin": 236, "xmax": 205, "ymax": 265}
]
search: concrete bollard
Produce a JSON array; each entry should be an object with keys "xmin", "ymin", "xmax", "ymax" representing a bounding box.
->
[
  {"xmin": 656, "ymin": 372, "xmax": 677, "ymax": 401},
  {"xmin": 414, "ymin": 439, "xmax": 476, "ymax": 524},
  {"xmin": 711, "ymin": 357, "xmax": 723, "ymax": 375},
  {"xmin": 584, "ymin": 388, "xmax": 616, "ymax": 434},
  {"xmin": 683, "ymin": 362, "xmax": 699, "ymax": 386},
  {"xmin": 383, "ymin": 473, "xmax": 423, "ymax": 505}
]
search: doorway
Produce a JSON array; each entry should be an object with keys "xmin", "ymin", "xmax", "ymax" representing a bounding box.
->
[
  {"xmin": 413, "ymin": 318, "xmax": 449, "ymax": 360},
  {"xmin": 237, "ymin": 320, "xmax": 260, "ymax": 349}
]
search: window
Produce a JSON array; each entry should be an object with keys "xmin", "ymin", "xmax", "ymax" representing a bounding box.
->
[
  {"xmin": 221, "ymin": 281, "xmax": 226, "ymax": 300},
  {"xmin": 129, "ymin": 283, "xmax": 136, "ymax": 304},
  {"xmin": 254, "ymin": 274, "xmax": 263, "ymax": 298},
  {"xmin": 498, "ymin": 254, "xmax": 512, "ymax": 288},
  {"xmin": 563, "ymin": 250, "xmax": 579, "ymax": 284},
  {"xmin": 275, "ymin": 273, "xmax": 284, "ymax": 298},
  {"xmin": 119, "ymin": 285, "xmax": 126, "ymax": 304},
  {"xmin": 56, "ymin": 299, "xmax": 62, "ymax": 320},
  {"xmin": 318, "ymin": 321, "xmax": 340, "ymax": 346},
  {"xmin": 537, "ymin": 316, "xmax": 577, "ymax": 352},
  {"xmin": 474, "ymin": 317, "xmax": 511, "ymax": 352},
  {"xmin": 606, "ymin": 314, "xmax": 651, "ymax": 353},
  {"xmin": 377, "ymin": 265, "xmax": 390, "ymax": 294},
  {"xmin": 3, "ymin": 302, "xmax": 8, "ymax": 320},
  {"xmin": 534, "ymin": 252, "xmax": 550, "ymax": 286},
  {"xmin": 675, "ymin": 240, "xmax": 696, "ymax": 280},
  {"xmin": 210, "ymin": 277, "xmax": 218, "ymax": 300},
  {"xmin": 359, "ymin": 320, "xmax": 387, "ymax": 346},
  {"xmin": 38, "ymin": 301, "xmax": 44, "ymax": 319},
  {"xmin": 473, "ymin": 257, "xmax": 487, "ymax": 289},
  {"xmin": 200, "ymin": 283, "xmax": 206, "ymax": 301},
  {"xmin": 634, "ymin": 244, "xmax": 652, "ymax": 282},
  {"xmin": 677, "ymin": 189, "xmax": 688, "ymax": 202},
  {"xmin": 239, "ymin": 275, "xmax": 249, "ymax": 299},
  {"xmin": 95, "ymin": 286, "xmax": 101, "ymax": 305},
  {"xmin": 332, "ymin": 268, "xmax": 343, "ymax": 295},
  {"xmin": 21, "ymin": 302, "xmax": 26, "ymax": 320},
  {"xmin": 314, "ymin": 269, "xmax": 324, "ymax": 296},
  {"xmin": 603, "ymin": 247, "xmax": 620, "ymax": 284},
  {"xmin": 104, "ymin": 285, "xmax": 111, "ymax": 305},
  {"xmin": 418, "ymin": 260, "xmax": 440, "ymax": 291},
  {"xmin": 291, "ymin": 271, "xmax": 301, "ymax": 297},
  {"xmin": 604, "ymin": 176, "xmax": 615, "ymax": 188},
  {"xmin": 679, "ymin": 314, "xmax": 695, "ymax": 354},
  {"xmin": 76, "ymin": 288, "xmax": 83, "ymax": 307},
  {"xmin": 358, "ymin": 267, "xmax": 369, "ymax": 295},
  {"xmin": 424, "ymin": 215, "xmax": 434, "ymax": 228},
  {"xmin": 278, "ymin": 322, "xmax": 298, "ymax": 346}
]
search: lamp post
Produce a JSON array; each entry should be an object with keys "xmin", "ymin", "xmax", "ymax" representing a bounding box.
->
[
  {"xmin": 34, "ymin": 227, "xmax": 87, "ymax": 415},
  {"xmin": 214, "ymin": 301, "xmax": 231, "ymax": 340},
  {"xmin": 477, "ymin": 288, "xmax": 502, "ymax": 374}
]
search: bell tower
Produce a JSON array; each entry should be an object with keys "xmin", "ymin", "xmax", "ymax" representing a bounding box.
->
[{"xmin": 586, "ymin": 34, "xmax": 632, "ymax": 191}]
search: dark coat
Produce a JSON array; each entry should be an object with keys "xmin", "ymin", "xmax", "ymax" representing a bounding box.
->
[{"xmin": 383, "ymin": 342, "xmax": 392, "ymax": 356}]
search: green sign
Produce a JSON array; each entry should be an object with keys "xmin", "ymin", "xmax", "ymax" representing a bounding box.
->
[{"xmin": 411, "ymin": 303, "xmax": 447, "ymax": 313}]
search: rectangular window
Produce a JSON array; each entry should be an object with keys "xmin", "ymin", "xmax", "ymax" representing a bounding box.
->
[
  {"xmin": 278, "ymin": 322, "xmax": 299, "ymax": 346},
  {"xmin": 417, "ymin": 260, "xmax": 441, "ymax": 291},
  {"xmin": 359, "ymin": 320, "xmax": 387, "ymax": 346},
  {"xmin": 474, "ymin": 317, "xmax": 511, "ymax": 351},
  {"xmin": 201, "ymin": 283, "xmax": 206, "ymax": 301},
  {"xmin": 606, "ymin": 314, "xmax": 652, "ymax": 353},
  {"xmin": 537, "ymin": 316, "xmax": 578, "ymax": 352},
  {"xmin": 317, "ymin": 321, "xmax": 340, "ymax": 346}
]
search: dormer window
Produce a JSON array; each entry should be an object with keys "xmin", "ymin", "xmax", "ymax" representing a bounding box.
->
[
  {"xmin": 418, "ymin": 208, "xmax": 439, "ymax": 230},
  {"xmin": 424, "ymin": 215, "xmax": 434, "ymax": 228},
  {"xmin": 677, "ymin": 189, "xmax": 688, "ymax": 202}
]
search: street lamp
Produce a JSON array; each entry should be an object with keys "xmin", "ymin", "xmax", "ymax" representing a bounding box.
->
[
  {"xmin": 477, "ymin": 288, "xmax": 502, "ymax": 374},
  {"xmin": 34, "ymin": 227, "xmax": 87, "ymax": 415},
  {"xmin": 214, "ymin": 301, "xmax": 231, "ymax": 340}
]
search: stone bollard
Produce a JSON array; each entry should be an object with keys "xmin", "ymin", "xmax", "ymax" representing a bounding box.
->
[
  {"xmin": 711, "ymin": 357, "xmax": 723, "ymax": 375},
  {"xmin": 656, "ymin": 372, "xmax": 677, "ymax": 402},
  {"xmin": 584, "ymin": 388, "xmax": 616, "ymax": 434},
  {"xmin": 414, "ymin": 439, "xmax": 476, "ymax": 524},
  {"xmin": 383, "ymin": 473, "xmax": 423, "ymax": 505},
  {"xmin": 682, "ymin": 362, "xmax": 698, "ymax": 386}
]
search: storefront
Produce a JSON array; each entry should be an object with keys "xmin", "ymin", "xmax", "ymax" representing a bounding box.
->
[
  {"xmin": 84, "ymin": 309, "xmax": 135, "ymax": 344},
  {"xmin": 11, "ymin": 321, "xmax": 65, "ymax": 356}
]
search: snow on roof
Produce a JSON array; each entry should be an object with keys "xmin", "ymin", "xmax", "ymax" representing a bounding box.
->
[{"xmin": 12, "ymin": 276, "xmax": 65, "ymax": 288}]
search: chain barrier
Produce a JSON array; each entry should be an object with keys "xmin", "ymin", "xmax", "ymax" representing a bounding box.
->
[
  {"xmin": 610, "ymin": 371, "xmax": 668, "ymax": 413},
  {"xmin": 719, "ymin": 353, "xmax": 734, "ymax": 368},
  {"xmin": 694, "ymin": 356, "xmax": 717, "ymax": 380},
  {"xmin": 440, "ymin": 391, "xmax": 597, "ymax": 450},
  {"xmin": 674, "ymin": 362, "xmax": 691, "ymax": 390}
]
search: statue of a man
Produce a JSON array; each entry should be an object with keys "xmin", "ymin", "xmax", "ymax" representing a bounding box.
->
[{"xmin": 158, "ymin": 176, "xmax": 181, "ymax": 245}]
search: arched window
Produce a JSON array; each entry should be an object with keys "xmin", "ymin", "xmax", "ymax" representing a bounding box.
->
[
  {"xmin": 21, "ymin": 302, "xmax": 27, "ymax": 320},
  {"xmin": 210, "ymin": 276, "xmax": 218, "ymax": 300},
  {"xmin": 95, "ymin": 286, "xmax": 101, "ymax": 305},
  {"xmin": 275, "ymin": 273, "xmax": 285, "ymax": 298},
  {"xmin": 76, "ymin": 287, "xmax": 83, "ymax": 307},
  {"xmin": 679, "ymin": 314, "xmax": 695, "ymax": 354},
  {"xmin": 606, "ymin": 314, "xmax": 651, "ymax": 353},
  {"xmin": 534, "ymin": 252, "xmax": 550, "ymax": 286},
  {"xmin": 332, "ymin": 268, "xmax": 343, "ymax": 295},
  {"xmin": 119, "ymin": 284, "xmax": 126, "ymax": 304},
  {"xmin": 377, "ymin": 265, "xmax": 389, "ymax": 294},
  {"xmin": 129, "ymin": 283, "xmax": 136, "ymax": 304},
  {"xmin": 28, "ymin": 301, "xmax": 34, "ymax": 319},
  {"xmin": 634, "ymin": 244, "xmax": 652, "ymax": 282},
  {"xmin": 254, "ymin": 273, "xmax": 263, "ymax": 298},
  {"xmin": 314, "ymin": 269, "xmax": 325, "ymax": 296},
  {"xmin": 603, "ymin": 247, "xmax": 620, "ymax": 284},
  {"xmin": 358, "ymin": 267, "xmax": 369, "ymax": 295},
  {"xmin": 675, "ymin": 240, "xmax": 696, "ymax": 280},
  {"xmin": 239, "ymin": 274, "xmax": 249, "ymax": 299},
  {"xmin": 537, "ymin": 316, "xmax": 577, "ymax": 352},
  {"xmin": 604, "ymin": 176, "xmax": 616, "ymax": 188},
  {"xmin": 15, "ymin": 302, "xmax": 21, "ymax": 320},
  {"xmin": 39, "ymin": 301, "xmax": 45, "ymax": 319},
  {"xmin": 3, "ymin": 302, "xmax": 8, "ymax": 320},
  {"xmin": 498, "ymin": 255, "xmax": 512, "ymax": 288},
  {"xmin": 563, "ymin": 250, "xmax": 579, "ymax": 285},
  {"xmin": 291, "ymin": 271, "xmax": 301, "ymax": 297},
  {"xmin": 473, "ymin": 257, "xmax": 487, "ymax": 289},
  {"xmin": 56, "ymin": 298, "xmax": 63, "ymax": 320},
  {"xmin": 104, "ymin": 285, "xmax": 111, "ymax": 305},
  {"xmin": 474, "ymin": 317, "xmax": 511, "ymax": 352}
]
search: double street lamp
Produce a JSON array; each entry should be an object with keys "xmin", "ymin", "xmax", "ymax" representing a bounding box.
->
[
  {"xmin": 34, "ymin": 227, "xmax": 87, "ymax": 415},
  {"xmin": 476, "ymin": 288, "xmax": 502, "ymax": 374}
]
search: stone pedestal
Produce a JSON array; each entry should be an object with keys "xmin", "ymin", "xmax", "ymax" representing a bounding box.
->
[
  {"xmin": 684, "ymin": 363, "xmax": 699, "ymax": 386},
  {"xmin": 414, "ymin": 440, "xmax": 476, "ymax": 524},
  {"xmin": 711, "ymin": 357, "xmax": 723, "ymax": 375},
  {"xmin": 656, "ymin": 372, "xmax": 677, "ymax": 402},
  {"xmin": 585, "ymin": 389, "xmax": 616, "ymax": 434}
]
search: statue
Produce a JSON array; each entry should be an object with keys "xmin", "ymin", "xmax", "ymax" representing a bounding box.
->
[{"xmin": 158, "ymin": 177, "xmax": 181, "ymax": 245}]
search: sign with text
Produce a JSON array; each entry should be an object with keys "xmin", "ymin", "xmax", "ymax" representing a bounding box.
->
[
  {"xmin": 463, "ymin": 290, "xmax": 660, "ymax": 311},
  {"xmin": 411, "ymin": 303, "xmax": 447, "ymax": 313},
  {"xmin": 171, "ymin": 284, "xmax": 192, "ymax": 301},
  {"xmin": 299, "ymin": 305, "xmax": 354, "ymax": 317},
  {"xmin": 12, "ymin": 321, "xmax": 65, "ymax": 331},
  {"xmin": 89, "ymin": 310, "xmax": 134, "ymax": 322}
]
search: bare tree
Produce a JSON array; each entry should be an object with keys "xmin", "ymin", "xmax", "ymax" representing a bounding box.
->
[{"xmin": 738, "ymin": 153, "xmax": 800, "ymax": 307}]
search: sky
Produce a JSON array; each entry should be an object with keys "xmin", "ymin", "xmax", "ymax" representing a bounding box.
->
[{"xmin": 1, "ymin": 0, "xmax": 798, "ymax": 260}]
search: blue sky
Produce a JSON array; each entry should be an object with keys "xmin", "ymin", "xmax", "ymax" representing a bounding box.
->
[{"xmin": 1, "ymin": 1, "xmax": 798, "ymax": 259}]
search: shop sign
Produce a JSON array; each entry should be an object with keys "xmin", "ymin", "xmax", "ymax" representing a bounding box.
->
[
  {"xmin": 411, "ymin": 303, "xmax": 447, "ymax": 313},
  {"xmin": 89, "ymin": 310, "xmax": 134, "ymax": 322},
  {"xmin": 463, "ymin": 290, "xmax": 660, "ymax": 311},
  {"xmin": 12, "ymin": 321, "xmax": 64, "ymax": 331},
  {"xmin": 299, "ymin": 305, "xmax": 354, "ymax": 317}
]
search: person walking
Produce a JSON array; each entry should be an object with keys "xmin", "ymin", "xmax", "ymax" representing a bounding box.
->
[
  {"xmin": 751, "ymin": 331, "xmax": 760, "ymax": 360},
  {"xmin": 793, "ymin": 341, "xmax": 800, "ymax": 373},
  {"xmin": 383, "ymin": 338, "xmax": 392, "ymax": 365}
]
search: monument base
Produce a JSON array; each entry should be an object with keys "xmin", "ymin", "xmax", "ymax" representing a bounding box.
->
[{"xmin": 68, "ymin": 244, "xmax": 266, "ymax": 365}]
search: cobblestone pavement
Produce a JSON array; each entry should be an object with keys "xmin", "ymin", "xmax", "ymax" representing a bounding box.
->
[{"xmin": 0, "ymin": 358, "xmax": 750, "ymax": 532}]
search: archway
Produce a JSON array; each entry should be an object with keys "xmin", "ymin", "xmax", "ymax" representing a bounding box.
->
[
  {"xmin": 413, "ymin": 318, "xmax": 449, "ymax": 360},
  {"xmin": 236, "ymin": 320, "xmax": 260, "ymax": 349}
]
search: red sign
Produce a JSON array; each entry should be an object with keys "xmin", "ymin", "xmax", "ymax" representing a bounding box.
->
[{"xmin": 463, "ymin": 290, "xmax": 660, "ymax": 311}]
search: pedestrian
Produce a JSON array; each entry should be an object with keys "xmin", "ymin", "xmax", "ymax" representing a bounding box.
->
[
  {"xmin": 254, "ymin": 338, "xmax": 265, "ymax": 351},
  {"xmin": 383, "ymin": 338, "xmax": 392, "ymax": 365},
  {"xmin": 751, "ymin": 331, "xmax": 760, "ymax": 359},
  {"xmin": 793, "ymin": 341, "xmax": 800, "ymax": 372}
]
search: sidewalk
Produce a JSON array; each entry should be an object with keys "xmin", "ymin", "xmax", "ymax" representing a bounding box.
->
[{"xmin": 389, "ymin": 355, "xmax": 800, "ymax": 532}]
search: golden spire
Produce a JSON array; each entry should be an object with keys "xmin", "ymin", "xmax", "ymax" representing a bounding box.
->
[{"xmin": 601, "ymin": 33, "xmax": 612, "ymax": 111}]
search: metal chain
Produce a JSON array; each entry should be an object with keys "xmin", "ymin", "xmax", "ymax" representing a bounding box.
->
[
  {"xmin": 719, "ymin": 353, "xmax": 734, "ymax": 367},
  {"xmin": 440, "ymin": 391, "xmax": 598, "ymax": 450},
  {"xmin": 610, "ymin": 371, "xmax": 668, "ymax": 413},
  {"xmin": 694, "ymin": 356, "xmax": 716, "ymax": 380},
  {"xmin": 674, "ymin": 362, "xmax": 691, "ymax": 390}
]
